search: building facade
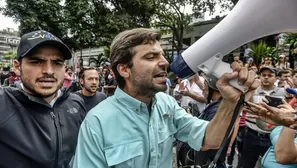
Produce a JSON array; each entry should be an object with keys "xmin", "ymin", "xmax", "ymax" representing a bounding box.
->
[{"xmin": 0, "ymin": 29, "xmax": 20, "ymax": 62}]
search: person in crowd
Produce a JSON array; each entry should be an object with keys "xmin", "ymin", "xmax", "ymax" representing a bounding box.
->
[
  {"xmin": 63, "ymin": 67, "xmax": 74, "ymax": 88},
  {"xmin": 278, "ymin": 69, "xmax": 292, "ymax": 84},
  {"xmin": 5, "ymin": 70, "xmax": 21, "ymax": 86},
  {"xmin": 165, "ymin": 75, "xmax": 172, "ymax": 95},
  {"xmin": 241, "ymin": 67, "xmax": 286, "ymax": 168},
  {"xmin": 73, "ymin": 28, "xmax": 259, "ymax": 168},
  {"xmin": 233, "ymin": 53, "xmax": 243, "ymax": 67},
  {"xmin": 0, "ymin": 65, "xmax": 11, "ymax": 85},
  {"xmin": 290, "ymin": 70, "xmax": 297, "ymax": 88},
  {"xmin": 76, "ymin": 67, "xmax": 107, "ymax": 112},
  {"xmin": 103, "ymin": 69, "xmax": 117, "ymax": 96},
  {"xmin": 198, "ymin": 74, "xmax": 232, "ymax": 168},
  {"xmin": 261, "ymin": 100, "xmax": 297, "ymax": 168},
  {"xmin": 178, "ymin": 74, "xmax": 207, "ymax": 116},
  {"xmin": 176, "ymin": 74, "xmax": 233, "ymax": 168},
  {"xmin": 243, "ymin": 90, "xmax": 297, "ymax": 167},
  {"xmin": 275, "ymin": 54, "xmax": 290, "ymax": 70},
  {"xmin": 260, "ymin": 57, "xmax": 274, "ymax": 68},
  {"xmin": 245, "ymin": 57, "xmax": 255, "ymax": 69},
  {"xmin": 249, "ymin": 65, "xmax": 258, "ymax": 73},
  {"xmin": 0, "ymin": 30, "xmax": 87, "ymax": 168},
  {"xmin": 173, "ymin": 76, "xmax": 182, "ymax": 105}
]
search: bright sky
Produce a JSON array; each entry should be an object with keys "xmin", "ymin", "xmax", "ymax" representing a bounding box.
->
[
  {"xmin": 0, "ymin": 0, "xmax": 19, "ymax": 30},
  {"xmin": 0, "ymin": 1, "xmax": 229, "ymax": 31}
]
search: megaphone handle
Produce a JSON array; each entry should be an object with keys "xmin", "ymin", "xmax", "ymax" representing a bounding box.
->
[
  {"xmin": 197, "ymin": 53, "xmax": 246, "ymax": 93},
  {"xmin": 229, "ymin": 78, "xmax": 246, "ymax": 93}
]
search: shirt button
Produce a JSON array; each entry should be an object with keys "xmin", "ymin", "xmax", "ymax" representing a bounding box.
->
[{"xmin": 136, "ymin": 109, "xmax": 139, "ymax": 112}]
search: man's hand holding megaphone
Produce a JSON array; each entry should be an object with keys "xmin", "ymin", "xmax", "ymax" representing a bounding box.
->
[
  {"xmin": 216, "ymin": 62, "xmax": 260, "ymax": 103},
  {"xmin": 202, "ymin": 62, "xmax": 260, "ymax": 150}
]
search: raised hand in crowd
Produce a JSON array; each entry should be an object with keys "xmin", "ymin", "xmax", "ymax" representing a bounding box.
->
[{"xmin": 243, "ymin": 99, "xmax": 297, "ymax": 128}]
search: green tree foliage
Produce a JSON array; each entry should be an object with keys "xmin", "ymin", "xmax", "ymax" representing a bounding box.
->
[
  {"xmin": 251, "ymin": 41, "xmax": 280, "ymax": 66},
  {"xmin": 251, "ymin": 41, "xmax": 268, "ymax": 66},
  {"xmin": 1, "ymin": 0, "xmax": 66, "ymax": 38},
  {"xmin": 3, "ymin": 51, "xmax": 17, "ymax": 60},
  {"xmin": 1, "ymin": 0, "xmax": 228, "ymax": 55},
  {"xmin": 107, "ymin": 0, "xmax": 157, "ymax": 27},
  {"xmin": 152, "ymin": 0, "xmax": 195, "ymax": 54},
  {"xmin": 191, "ymin": 0, "xmax": 238, "ymax": 14},
  {"xmin": 284, "ymin": 33, "xmax": 297, "ymax": 54}
]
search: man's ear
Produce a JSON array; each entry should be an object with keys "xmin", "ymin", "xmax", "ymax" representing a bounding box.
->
[
  {"xmin": 13, "ymin": 59, "xmax": 21, "ymax": 76},
  {"xmin": 117, "ymin": 64, "xmax": 130, "ymax": 79},
  {"xmin": 79, "ymin": 78, "xmax": 84, "ymax": 85}
]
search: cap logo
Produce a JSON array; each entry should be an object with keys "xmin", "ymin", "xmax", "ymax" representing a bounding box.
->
[{"xmin": 27, "ymin": 30, "xmax": 58, "ymax": 41}]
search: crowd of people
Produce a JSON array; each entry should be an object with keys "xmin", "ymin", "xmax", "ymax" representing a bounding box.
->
[
  {"xmin": 0, "ymin": 28, "xmax": 297, "ymax": 168},
  {"xmin": 171, "ymin": 52, "xmax": 297, "ymax": 168}
]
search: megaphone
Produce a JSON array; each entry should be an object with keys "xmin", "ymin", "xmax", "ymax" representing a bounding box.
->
[{"xmin": 171, "ymin": 0, "xmax": 297, "ymax": 92}]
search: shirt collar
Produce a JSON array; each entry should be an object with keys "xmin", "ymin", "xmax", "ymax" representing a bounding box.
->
[
  {"xmin": 257, "ymin": 86, "xmax": 279, "ymax": 95},
  {"xmin": 114, "ymin": 87, "xmax": 157, "ymax": 113}
]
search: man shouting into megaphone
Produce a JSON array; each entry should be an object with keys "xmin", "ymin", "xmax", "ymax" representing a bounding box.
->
[{"xmin": 72, "ymin": 28, "xmax": 259, "ymax": 168}]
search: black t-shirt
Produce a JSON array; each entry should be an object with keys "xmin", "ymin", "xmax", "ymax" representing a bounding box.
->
[{"xmin": 75, "ymin": 91, "xmax": 107, "ymax": 112}]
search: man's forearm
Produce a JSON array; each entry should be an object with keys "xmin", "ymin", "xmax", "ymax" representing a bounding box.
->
[
  {"xmin": 188, "ymin": 92, "xmax": 207, "ymax": 103},
  {"xmin": 228, "ymin": 117, "xmax": 241, "ymax": 148},
  {"xmin": 201, "ymin": 99, "xmax": 237, "ymax": 150},
  {"xmin": 275, "ymin": 127, "xmax": 297, "ymax": 164}
]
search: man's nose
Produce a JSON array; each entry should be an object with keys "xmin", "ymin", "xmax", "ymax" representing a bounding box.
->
[
  {"xmin": 158, "ymin": 56, "xmax": 169, "ymax": 68},
  {"xmin": 42, "ymin": 62, "xmax": 54, "ymax": 74}
]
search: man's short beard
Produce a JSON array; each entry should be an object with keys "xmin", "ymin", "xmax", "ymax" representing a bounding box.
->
[
  {"xmin": 84, "ymin": 87, "xmax": 97, "ymax": 94},
  {"xmin": 20, "ymin": 69, "xmax": 63, "ymax": 98},
  {"xmin": 22, "ymin": 81, "xmax": 63, "ymax": 98}
]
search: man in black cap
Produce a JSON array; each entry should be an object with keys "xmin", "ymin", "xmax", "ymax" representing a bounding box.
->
[
  {"xmin": 0, "ymin": 30, "xmax": 86, "ymax": 168},
  {"xmin": 242, "ymin": 67, "xmax": 286, "ymax": 168}
]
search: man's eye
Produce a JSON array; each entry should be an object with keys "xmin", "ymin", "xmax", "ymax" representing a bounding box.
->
[
  {"xmin": 146, "ymin": 55, "xmax": 155, "ymax": 59},
  {"xmin": 31, "ymin": 61, "xmax": 42, "ymax": 64},
  {"xmin": 54, "ymin": 61, "xmax": 63, "ymax": 66}
]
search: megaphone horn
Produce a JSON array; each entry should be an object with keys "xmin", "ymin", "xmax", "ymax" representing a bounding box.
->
[{"xmin": 171, "ymin": 0, "xmax": 297, "ymax": 92}]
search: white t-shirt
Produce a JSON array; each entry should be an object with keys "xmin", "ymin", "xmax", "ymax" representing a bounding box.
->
[{"xmin": 177, "ymin": 79, "xmax": 206, "ymax": 112}]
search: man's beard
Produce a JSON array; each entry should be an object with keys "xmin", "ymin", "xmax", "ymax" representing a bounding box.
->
[
  {"xmin": 21, "ymin": 71, "xmax": 63, "ymax": 98},
  {"xmin": 132, "ymin": 76, "xmax": 166, "ymax": 97},
  {"xmin": 84, "ymin": 86, "xmax": 97, "ymax": 94}
]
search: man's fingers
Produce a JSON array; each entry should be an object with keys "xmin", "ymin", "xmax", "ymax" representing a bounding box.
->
[
  {"xmin": 259, "ymin": 102, "xmax": 278, "ymax": 113},
  {"xmin": 216, "ymin": 71, "xmax": 239, "ymax": 88},
  {"xmin": 243, "ymin": 106, "xmax": 259, "ymax": 115},
  {"xmin": 246, "ymin": 114, "xmax": 259, "ymax": 119},
  {"xmin": 238, "ymin": 67, "xmax": 249, "ymax": 86},
  {"xmin": 262, "ymin": 97, "xmax": 269, "ymax": 104},
  {"xmin": 249, "ymin": 78, "xmax": 260, "ymax": 91},
  {"xmin": 246, "ymin": 101, "xmax": 262, "ymax": 108},
  {"xmin": 231, "ymin": 62, "xmax": 241, "ymax": 72}
]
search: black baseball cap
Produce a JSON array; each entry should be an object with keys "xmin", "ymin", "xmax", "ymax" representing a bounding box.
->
[
  {"xmin": 17, "ymin": 30, "xmax": 72, "ymax": 60},
  {"xmin": 203, "ymin": 74, "xmax": 219, "ymax": 91},
  {"xmin": 259, "ymin": 67, "xmax": 277, "ymax": 74}
]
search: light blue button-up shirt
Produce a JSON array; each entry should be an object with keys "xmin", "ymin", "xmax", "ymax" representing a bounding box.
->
[{"xmin": 73, "ymin": 88, "xmax": 209, "ymax": 168}]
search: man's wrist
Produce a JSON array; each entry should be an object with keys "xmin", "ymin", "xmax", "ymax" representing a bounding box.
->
[{"xmin": 221, "ymin": 99, "xmax": 238, "ymax": 107}]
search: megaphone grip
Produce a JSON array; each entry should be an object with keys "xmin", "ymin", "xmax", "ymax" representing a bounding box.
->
[{"xmin": 229, "ymin": 79, "xmax": 246, "ymax": 93}]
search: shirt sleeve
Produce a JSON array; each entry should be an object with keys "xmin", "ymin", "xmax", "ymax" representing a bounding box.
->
[
  {"xmin": 73, "ymin": 120, "xmax": 108, "ymax": 168},
  {"xmin": 172, "ymin": 100, "xmax": 209, "ymax": 151},
  {"xmin": 270, "ymin": 126, "xmax": 283, "ymax": 146}
]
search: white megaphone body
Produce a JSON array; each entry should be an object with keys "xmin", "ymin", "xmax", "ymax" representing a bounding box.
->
[{"xmin": 171, "ymin": 0, "xmax": 297, "ymax": 92}]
